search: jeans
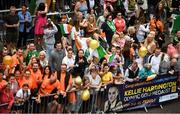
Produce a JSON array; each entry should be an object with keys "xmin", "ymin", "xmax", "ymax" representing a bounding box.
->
[{"xmin": 45, "ymin": 44, "xmax": 54, "ymax": 60}]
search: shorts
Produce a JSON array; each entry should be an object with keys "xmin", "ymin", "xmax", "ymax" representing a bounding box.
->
[{"xmin": 6, "ymin": 31, "xmax": 19, "ymax": 44}]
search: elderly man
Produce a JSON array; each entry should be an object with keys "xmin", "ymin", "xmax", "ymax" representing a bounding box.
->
[
  {"xmin": 125, "ymin": 61, "xmax": 140, "ymax": 82},
  {"xmin": 104, "ymin": 86, "xmax": 123, "ymax": 113}
]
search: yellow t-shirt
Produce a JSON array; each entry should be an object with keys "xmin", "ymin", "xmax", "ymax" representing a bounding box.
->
[{"xmin": 102, "ymin": 72, "xmax": 113, "ymax": 83}]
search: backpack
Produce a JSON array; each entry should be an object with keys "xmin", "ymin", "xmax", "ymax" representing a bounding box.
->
[{"xmin": 128, "ymin": 0, "xmax": 136, "ymax": 11}]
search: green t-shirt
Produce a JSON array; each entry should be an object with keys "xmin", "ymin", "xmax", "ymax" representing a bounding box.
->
[{"xmin": 25, "ymin": 50, "xmax": 39, "ymax": 64}]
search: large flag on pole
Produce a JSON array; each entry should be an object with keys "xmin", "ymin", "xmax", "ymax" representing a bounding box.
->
[{"xmin": 172, "ymin": 14, "xmax": 180, "ymax": 33}]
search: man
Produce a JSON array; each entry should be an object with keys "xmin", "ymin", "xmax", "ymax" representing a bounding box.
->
[
  {"xmin": 168, "ymin": 58, "xmax": 178, "ymax": 75},
  {"xmin": 30, "ymin": 63, "xmax": 42, "ymax": 89},
  {"xmin": 20, "ymin": 69, "xmax": 35, "ymax": 90},
  {"xmin": 149, "ymin": 48, "xmax": 162, "ymax": 74},
  {"xmin": 25, "ymin": 43, "xmax": 39, "ymax": 64},
  {"xmin": 18, "ymin": 4, "xmax": 32, "ymax": 47},
  {"xmin": 125, "ymin": 61, "xmax": 139, "ymax": 82},
  {"xmin": 5, "ymin": 6, "xmax": 19, "ymax": 50},
  {"xmin": 104, "ymin": 86, "xmax": 123, "ymax": 113},
  {"xmin": 11, "ymin": 48, "xmax": 24, "ymax": 68},
  {"xmin": 49, "ymin": 42, "xmax": 66, "ymax": 73},
  {"xmin": 62, "ymin": 49, "xmax": 75, "ymax": 71},
  {"xmin": 57, "ymin": 64, "xmax": 74, "ymax": 113}
]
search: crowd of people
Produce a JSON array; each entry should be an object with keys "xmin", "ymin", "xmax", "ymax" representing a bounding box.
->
[{"xmin": 0, "ymin": 0, "xmax": 180, "ymax": 113}]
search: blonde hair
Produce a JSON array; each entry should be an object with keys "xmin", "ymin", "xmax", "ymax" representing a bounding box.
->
[
  {"xmin": 127, "ymin": 26, "xmax": 136, "ymax": 34},
  {"xmin": 111, "ymin": 33, "xmax": 124, "ymax": 44},
  {"xmin": 39, "ymin": 51, "xmax": 46, "ymax": 56}
]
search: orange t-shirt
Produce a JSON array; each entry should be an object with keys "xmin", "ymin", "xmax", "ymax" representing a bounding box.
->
[
  {"xmin": 20, "ymin": 77, "xmax": 36, "ymax": 90},
  {"xmin": 30, "ymin": 69, "xmax": 42, "ymax": 88},
  {"xmin": 11, "ymin": 54, "xmax": 24, "ymax": 68},
  {"xmin": 16, "ymin": 77, "xmax": 23, "ymax": 87},
  {"xmin": 39, "ymin": 79, "xmax": 59, "ymax": 96}
]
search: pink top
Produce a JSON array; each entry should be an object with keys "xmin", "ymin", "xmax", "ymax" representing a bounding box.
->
[
  {"xmin": 0, "ymin": 90, "xmax": 14, "ymax": 113},
  {"xmin": 112, "ymin": 38, "xmax": 126, "ymax": 49},
  {"xmin": 34, "ymin": 13, "xmax": 47, "ymax": 35},
  {"xmin": 114, "ymin": 18, "xmax": 126, "ymax": 33}
]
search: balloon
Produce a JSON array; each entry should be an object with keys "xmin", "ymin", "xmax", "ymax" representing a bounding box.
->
[
  {"xmin": 81, "ymin": 89, "xmax": 90, "ymax": 101},
  {"xmin": 75, "ymin": 76, "xmax": 82, "ymax": 85},
  {"xmin": 89, "ymin": 40, "xmax": 99, "ymax": 49},
  {"xmin": 3, "ymin": 55, "xmax": 12, "ymax": 66},
  {"xmin": 139, "ymin": 47, "xmax": 148, "ymax": 58}
]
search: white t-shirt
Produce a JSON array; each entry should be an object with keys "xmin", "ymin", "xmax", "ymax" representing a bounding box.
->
[
  {"xmin": 16, "ymin": 89, "xmax": 31, "ymax": 99},
  {"xmin": 150, "ymin": 54, "xmax": 162, "ymax": 74},
  {"xmin": 89, "ymin": 0, "xmax": 95, "ymax": 8},
  {"xmin": 62, "ymin": 56, "xmax": 75, "ymax": 70},
  {"xmin": 88, "ymin": 74, "xmax": 101, "ymax": 86}
]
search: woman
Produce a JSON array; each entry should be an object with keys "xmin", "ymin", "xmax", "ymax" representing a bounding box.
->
[
  {"xmin": 43, "ymin": 19, "xmax": 58, "ymax": 59},
  {"xmin": 0, "ymin": 83, "xmax": 14, "ymax": 113},
  {"xmin": 99, "ymin": 63, "xmax": 113, "ymax": 86},
  {"xmin": 34, "ymin": 3, "xmax": 48, "ymax": 46},
  {"xmin": 88, "ymin": 66, "xmax": 101, "ymax": 89},
  {"xmin": 114, "ymin": 71, "xmax": 125, "ymax": 84},
  {"xmin": 144, "ymin": 34, "xmax": 156, "ymax": 54},
  {"xmin": 38, "ymin": 51, "xmax": 48, "ymax": 69},
  {"xmin": 73, "ymin": 49, "xmax": 88, "ymax": 78},
  {"xmin": 27, "ymin": 56, "xmax": 38, "ymax": 69},
  {"xmin": 113, "ymin": 12, "xmax": 126, "ymax": 33},
  {"xmin": 101, "ymin": 14, "xmax": 116, "ymax": 46},
  {"xmin": 127, "ymin": 26, "xmax": 138, "ymax": 44},
  {"xmin": 88, "ymin": 67, "xmax": 101, "ymax": 111},
  {"xmin": 71, "ymin": 20, "xmax": 81, "ymax": 53},
  {"xmin": 111, "ymin": 33, "xmax": 125, "ymax": 49},
  {"xmin": 75, "ymin": 0, "xmax": 88, "ymax": 16},
  {"xmin": 115, "ymin": 47, "xmax": 125, "ymax": 75},
  {"xmin": 86, "ymin": 15, "xmax": 98, "ymax": 37},
  {"xmin": 85, "ymin": 8, "xmax": 96, "ymax": 19},
  {"xmin": 155, "ymin": 2, "xmax": 167, "ymax": 24},
  {"xmin": 42, "ymin": 66, "xmax": 52, "ymax": 81}
]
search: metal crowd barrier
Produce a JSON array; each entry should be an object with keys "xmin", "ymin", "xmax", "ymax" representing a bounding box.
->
[
  {"xmin": 0, "ymin": 84, "xmax": 180, "ymax": 113},
  {"xmin": 0, "ymin": 73, "xmax": 180, "ymax": 113}
]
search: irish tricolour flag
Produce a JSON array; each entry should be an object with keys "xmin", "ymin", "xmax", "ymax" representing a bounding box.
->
[
  {"xmin": 92, "ymin": 46, "xmax": 115, "ymax": 63},
  {"xmin": 59, "ymin": 24, "xmax": 72, "ymax": 35}
]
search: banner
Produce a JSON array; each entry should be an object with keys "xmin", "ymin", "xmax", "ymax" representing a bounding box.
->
[{"xmin": 103, "ymin": 74, "xmax": 179, "ymax": 113}]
